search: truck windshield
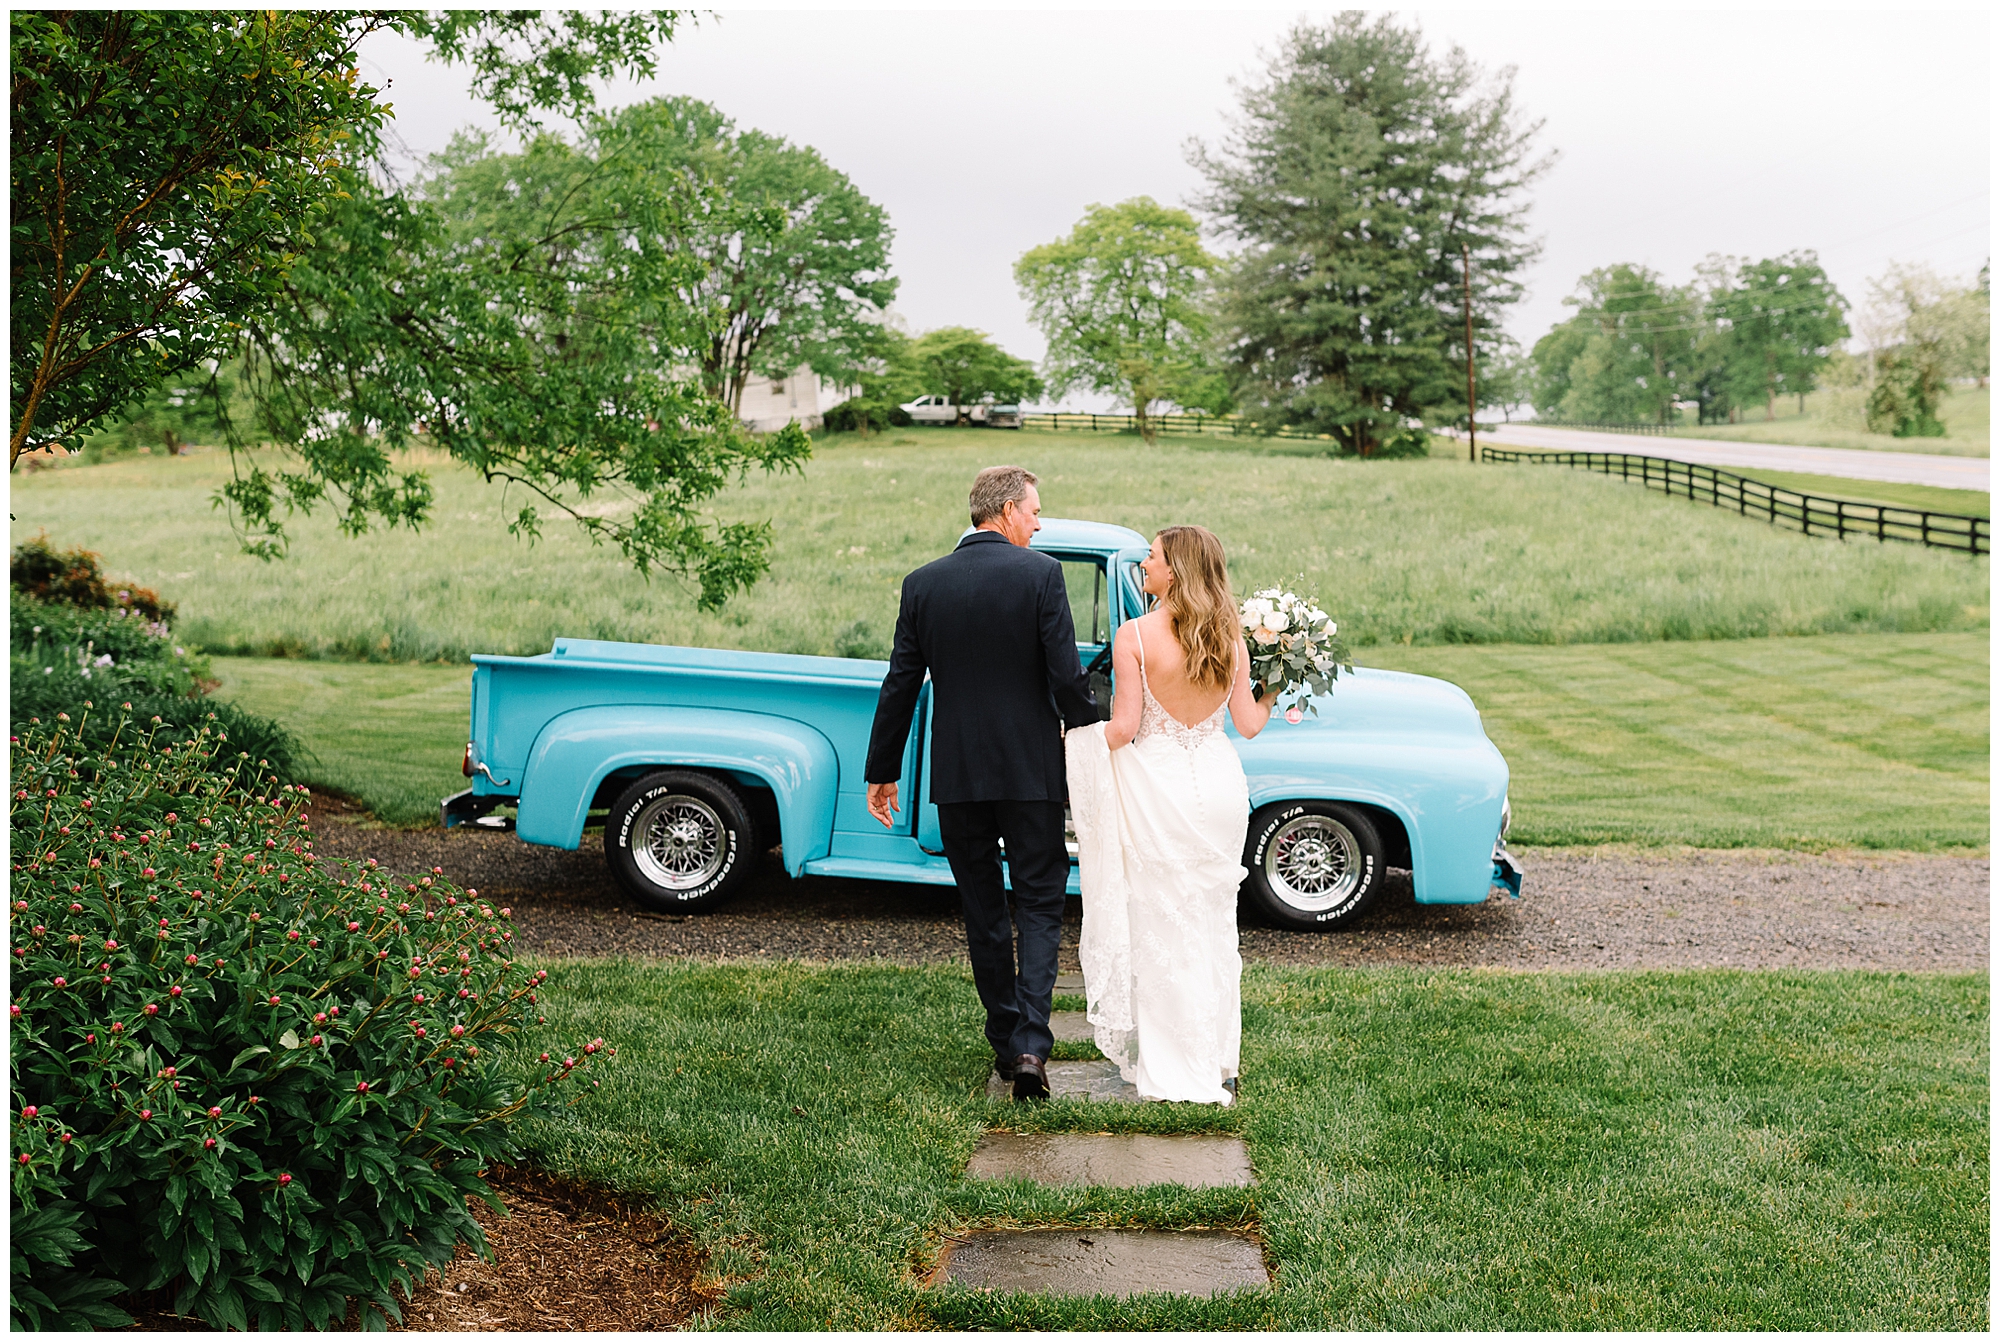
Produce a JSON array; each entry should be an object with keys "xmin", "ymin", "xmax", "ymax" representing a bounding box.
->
[{"xmin": 1060, "ymin": 558, "xmax": 1108, "ymax": 647}]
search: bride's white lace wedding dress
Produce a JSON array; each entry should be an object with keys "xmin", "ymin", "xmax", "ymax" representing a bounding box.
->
[{"xmin": 1066, "ymin": 626, "xmax": 1246, "ymax": 1105}]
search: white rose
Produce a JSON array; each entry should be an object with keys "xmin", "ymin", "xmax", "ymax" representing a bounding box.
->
[
  {"xmin": 1265, "ymin": 610, "xmax": 1289, "ymax": 633},
  {"xmin": 1253, "ymin": 627, "xmax": 1276, "ymax": 645}
]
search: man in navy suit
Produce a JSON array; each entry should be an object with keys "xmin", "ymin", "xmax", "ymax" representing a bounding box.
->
[{"xmin": 864, "ymin": 465, "xmax": 1097, "ymax": 1099}]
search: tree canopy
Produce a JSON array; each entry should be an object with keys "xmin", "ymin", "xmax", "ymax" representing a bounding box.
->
[
  {"xmin": 1529, "ymin": 265, "xmax": 1700, "ymax": 423},
  {"xmin": 1528, "ymin": 254, "xmax": 1851, "ymax": 426},
  {"xmin": 903, "ymin": 328, "xmax": 1044, "ymax": 414},
  {"xmin": 9, "ymin": 10, "xmax": 683, "ymax": 467},
  {"xmin": 1710, "ymin": 252, "xmax": 1849, "ymax": 419},
  {"xmin": 1190, "ymin": 14, "xmax": 1548, "ymax": 456},
  {"xmin": 12, "ymin": 10, "xmax": 857, "ymax": 609},
  {"xmin": 221, "ymin": 118, "xmax": 810, "ymax": 609},
  {"xmin": 1015, "ymin": 197, "xmax": 1221, "ymax": 443},
  {"xmin": 596, "ymin": 97, "xmax": 898, "ymax": 414}
]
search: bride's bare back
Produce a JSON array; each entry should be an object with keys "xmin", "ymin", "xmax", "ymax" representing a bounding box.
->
[{"xmin": 1103, "ymin": 609, "xmax": 1272, "ymax": 750}]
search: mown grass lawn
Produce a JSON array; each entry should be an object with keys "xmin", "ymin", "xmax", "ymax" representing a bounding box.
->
[
  {"xmin": 1662, "ymin": 385, "xmax": 1988, "ymax": 458},
  {"xmin": 11, "ymin": 432, "xmax": 1985, "ymax": 663},
  {"xmin": 210, "ymin": 630, "xmax": 1988, "ymax": 847},
  {"xmin": 1723, "ymin": 468, "xmax": 1988, "ymax": 519},
  {"xmin": 1365, "ymin": 631, "xmax": 1988, "ymax": 849},
  {"xmin": 510, "ymin": 959, "xmax": 1987, "ymax": 1330}
]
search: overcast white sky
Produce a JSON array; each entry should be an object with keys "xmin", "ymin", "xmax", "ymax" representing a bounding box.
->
[{"xmin": 358, "ymin": 7, "xmax": 1991, "ymax": 408}]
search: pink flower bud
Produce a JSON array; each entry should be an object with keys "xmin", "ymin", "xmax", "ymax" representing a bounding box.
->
[
  {"xmin": 314, "ymin": 1012, "xmax": 327, "ymax": 1023},
  {"xmin": 18, "ymin": 1153, "xmax": 28, "ymax": 1165},
  {"xmin": 449, "ymin": 1024, "xmax": 465, "ymax": 1038},
  {"xmin": 310, "ymin": 1035, "xmax": 322, "ymax": 1046},
  {"xmin": 52, "ymin": 977, "xmax": 66, "ymax": 988},
  {"xmin": 347, "ymin": 922, "xmax": 360, "ymax": 932},
  {"xmin": 355, "ymin": 1081, "xmax": 369, "ymax": 1094},
  {"xmin": 278, "ymin": 1172, "xmax": 292, "ymax": 1186},
  {"xmin": 204, "ymin": 1137, "xmax": 217, "ymax": 1150},
  {"xmin": 143, "ymin": 1004, "xmax": 158, "ymax": 1016},
  {"xmin": 139, "ymin": 1109, "xmax": 153, "ymax": 1121},
  {"xmin": 103, "ymin": 940, "xmax": 117, "ymax": 951},
  {"xmin": 22, "ymin": 1106, "xmax": 37, "ymax": 1119},
  {"xmin": 143, "ymin": 867, "xmax": 156, "ymax": 879},
  {"xmin": 267, "ymin": 995, "xmax": 280, "ymax": 1006},
  {"xmin": 169, "ymin": 986, "xmax": 182, "ymax": 998}
]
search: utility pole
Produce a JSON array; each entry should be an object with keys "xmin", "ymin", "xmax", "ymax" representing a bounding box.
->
[{"xmin": 1461, "ymin": 241, "xmax": 1477, "ymax": 463}]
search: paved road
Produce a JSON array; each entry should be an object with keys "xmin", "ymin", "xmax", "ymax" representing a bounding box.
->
[{"xmin": 1477, "ymin": 424, "xmax": 1990, "ymax": 493}]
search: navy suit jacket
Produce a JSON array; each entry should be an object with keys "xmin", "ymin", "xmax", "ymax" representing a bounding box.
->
[{"xmin": 864, "ymin": 530, "xmax": 1098, "ymax": 804}]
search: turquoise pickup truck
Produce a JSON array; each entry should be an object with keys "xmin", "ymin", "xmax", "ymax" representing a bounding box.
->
[{"xmin": 444, "ymin": 519, "xmax": 1522, "ymax": 930}]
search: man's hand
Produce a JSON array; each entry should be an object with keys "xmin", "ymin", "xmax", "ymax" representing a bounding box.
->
[{"xmin": 866, "ymin": 781, "xmax": 900, "ymax": 828}]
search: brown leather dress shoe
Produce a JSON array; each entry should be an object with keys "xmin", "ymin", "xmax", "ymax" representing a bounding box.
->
[{"xmin": 1011, "ymin": 1054, "xmax": 1050, "ymax": 1101}]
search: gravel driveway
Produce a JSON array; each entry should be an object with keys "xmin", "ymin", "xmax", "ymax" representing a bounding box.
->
[{"xmin": 306, "ymin": 805, "xmax": 1987, "ymax": 973}]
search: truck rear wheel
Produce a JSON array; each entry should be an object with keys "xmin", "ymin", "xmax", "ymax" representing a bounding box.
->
[
  {"xmin": 605, "ymin": 771, "xmax": 758, "ymax": 912},
  {"xmin": 1241, "ymin": 801, "xmax": 1386, "ymax": 931}
]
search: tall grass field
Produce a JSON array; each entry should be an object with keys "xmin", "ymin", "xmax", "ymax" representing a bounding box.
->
[
  {"xmin": 10, "ymin": 431, "xmax": 1987, "ymax": 664},
  {"xmin": 509, "ymin": 959, "xmax": 1988, "ymax": 1330}
]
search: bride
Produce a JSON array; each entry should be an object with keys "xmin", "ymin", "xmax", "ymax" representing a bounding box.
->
[{"xmin": 1066, "ymin": 524, "xmax": 1275, "ymax": 1105}]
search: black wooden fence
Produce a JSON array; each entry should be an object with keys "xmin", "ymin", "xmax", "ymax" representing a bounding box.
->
[
  {"xmin": 1019, "ymin": 411, "xmax": 1341, "ymax": 444},
  {"xmin": 1522, "ymin": 420, "xmax": 1675, "ymax": 436},
  {"xmin": 1481, "ymin": 446, "xmax": 1988, "ymax": 557}
]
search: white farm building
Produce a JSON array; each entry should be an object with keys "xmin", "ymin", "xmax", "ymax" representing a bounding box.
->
[{"xmin": 736, "ymin": 368, "xmax": 856, "ymax": 433}]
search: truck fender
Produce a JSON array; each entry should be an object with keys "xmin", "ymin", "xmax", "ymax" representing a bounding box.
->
[{"xmin": 514, "ymin": 706, "xmax": 838, "ymax": 872}]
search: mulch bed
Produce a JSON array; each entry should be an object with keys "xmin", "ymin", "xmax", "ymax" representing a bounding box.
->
[{"xmin": 121, "ymin": 1166, "xmax": 718, "ymax": 1331}]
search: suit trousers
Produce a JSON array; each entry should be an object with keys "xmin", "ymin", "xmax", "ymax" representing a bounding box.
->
[{"xmin": 937, "ymin": 798, "xmax": 1069, "ymax": 1063}]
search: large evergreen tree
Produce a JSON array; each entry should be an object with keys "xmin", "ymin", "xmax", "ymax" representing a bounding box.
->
[{"xmin": 1190, "ymin": 14, "xmax": 1549, "ymax": 456}]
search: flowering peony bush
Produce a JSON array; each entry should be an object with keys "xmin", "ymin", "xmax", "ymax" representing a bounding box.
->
[
  {"xmin": 9, "ymin": 709, "xmax": 613, "ymax": 1330},
  {"xmin": 1240, "ymin": 586, "xmax": 1353, "ymax": 719}
]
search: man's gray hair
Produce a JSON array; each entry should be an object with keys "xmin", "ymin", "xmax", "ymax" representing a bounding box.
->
[{"xmin": 969, "ymin": 465, "xmax": 1038, "ymax": 527}]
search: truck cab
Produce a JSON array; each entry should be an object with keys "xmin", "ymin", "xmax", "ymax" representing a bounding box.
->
[{"xmin": 448, "ymin": 519, "xmax": 1519, "ymax": 930}]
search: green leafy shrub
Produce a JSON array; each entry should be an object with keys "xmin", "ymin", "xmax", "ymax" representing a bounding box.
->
[
  {"xmin": 820, "ymin": 396, "xmax": 911, "ymax": 434},
  {"xmin": 11, "ymin": 537, "xmax": 175, "ymax": 624},
  {"xmin": 9, "ymin": 710, "xmax": 616, "ymax": 1329},
  {"xmin": 11, "ymin": 551, "xmax": 307, "ymax": 783}
]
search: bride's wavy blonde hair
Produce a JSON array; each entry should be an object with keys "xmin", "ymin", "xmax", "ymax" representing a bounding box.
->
[{"xmin": 1155, "ymin": 525, "xmax": 1237, "ymax": 694}]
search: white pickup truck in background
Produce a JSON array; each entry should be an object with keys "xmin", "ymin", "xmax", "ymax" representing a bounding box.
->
[{"xmin": 900, "ymin": 396, "xmax": 1023, "ymax": 428}]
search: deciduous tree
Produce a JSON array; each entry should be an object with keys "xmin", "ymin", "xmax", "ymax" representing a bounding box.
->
[
  {"xmin": 9, "ymin": 9, "xmax": 682, "ymax": 467},
  {"xmin": 1190, "ymin": 14, "xmax": 1548, "ymax": 456},
  {"xmin": 1710, "ymin": 252, "xmax": 1849, "ymax": 420},
  {"xmin": 224, "ymin": 122, "xmax": 809, "ymax": 609},
  {"xmin": 904, "ymin": 328, "xmax": 1044, "ymax": 417},
  {"xmin": 592, "ymin": 97, "xmax": 898, "ymax": 416},
  {"xmin": 1015, "ymin": 197, "xmax": 1219, "ymax": 444}
]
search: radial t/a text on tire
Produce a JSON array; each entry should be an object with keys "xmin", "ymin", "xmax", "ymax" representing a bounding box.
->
[
  {"xmin": 1242, "ymin": 800, "xmax": 1386, "ymax": 930},
  {"xmin": 605, "ymin": 770, "xmax": 758, "ymax": 912}
]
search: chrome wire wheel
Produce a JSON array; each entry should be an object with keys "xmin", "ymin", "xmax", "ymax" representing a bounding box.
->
[
  {"xmin": 1264, "ymin": 813, "xmax": 1360, "ymax": 914},
  {"xmin": 632, "ymin": 794, "xmax": 727, "ymax": 891}
]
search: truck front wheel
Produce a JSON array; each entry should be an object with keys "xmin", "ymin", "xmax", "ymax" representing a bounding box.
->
[
  {"xmin": 605, "ymin": 771, "xmax": 758, "ymax": 912},
  {"xmin": 1241, "ymin": 801, "xmax": 1386, "ymax": 931}
]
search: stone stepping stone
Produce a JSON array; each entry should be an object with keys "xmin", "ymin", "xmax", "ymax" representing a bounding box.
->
[
  {"xmin": 967, "ymin": 1133, "xmax": 1254, "ymax": 1189},
  {"xmin": 1049, "ymin": 1010, "xmax": 1094, "ymax": 1043},
  {"xmin": 1054, "ymin": 971, "xmax": 1086, "ymax": 992},
  {"xmin": 987, "ymin": 1059, "xmax": 1138, "ymax": 1103},
  {"xmin": 937, "ymin": 1229, "xmax": 1267, "ymax": 1298}
]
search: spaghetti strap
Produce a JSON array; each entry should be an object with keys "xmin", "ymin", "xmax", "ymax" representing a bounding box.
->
[{"xmin": 1134, "ymin": 621, "xmax": 1148, "ymax": 685}]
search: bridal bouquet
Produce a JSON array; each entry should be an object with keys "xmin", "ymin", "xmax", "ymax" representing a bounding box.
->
[{"xmin": 1241, "ymin": 586, "xmax": 1353, "ymax": 721}]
